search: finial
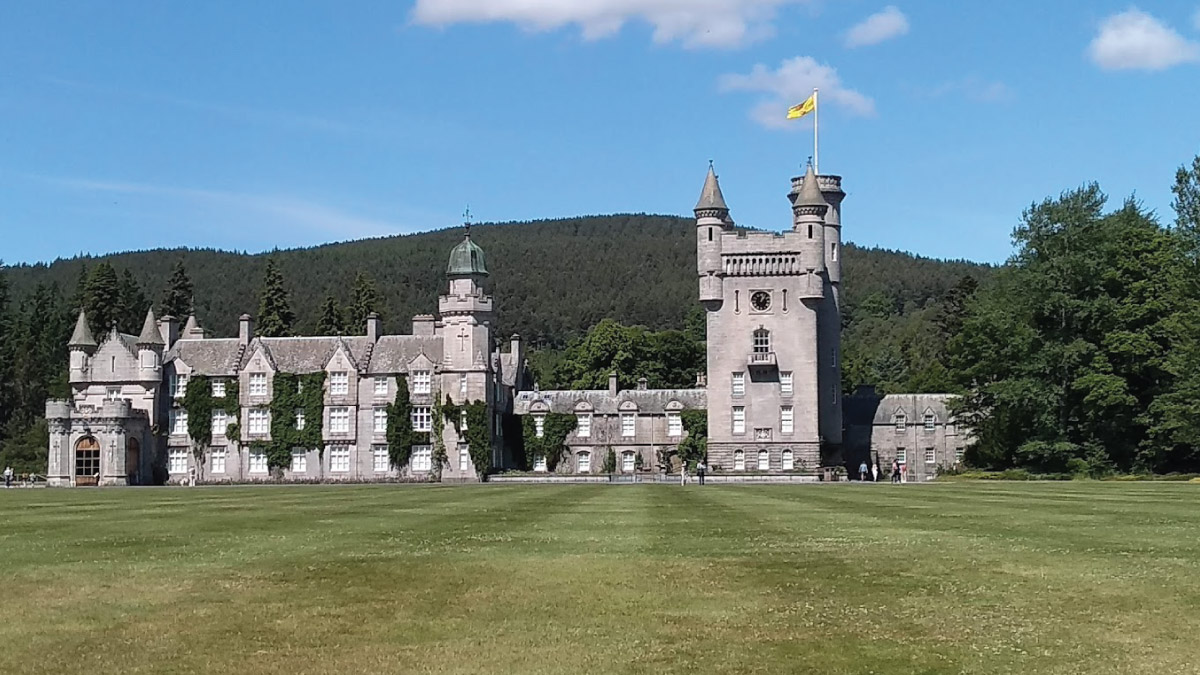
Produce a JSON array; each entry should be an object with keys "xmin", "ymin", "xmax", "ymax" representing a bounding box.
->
[
  {"xmin": 806, "ymin": 156, "xmax": 813, "ymax": 169},
  {"xmin": 463, "ymin": 205, "xmax": 473, "ymax": 236},
  {"xmin": 708, "ymin": 159, "xmax": 714, "ymax": 170}
]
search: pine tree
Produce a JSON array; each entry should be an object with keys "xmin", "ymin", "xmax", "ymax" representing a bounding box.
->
[
  {"xmin": 118, "ymin": 269, "xmax": 149, "ymax": 332},
  {"xmin": 83, "ymin": 262, "xmax": 121, "ymax": 335},
  {"xmin": 160, "ymin": 259, "xmax": 194, "ymax": 318},
  {"xmin": 346, "ymin": 271, "xmax": 381, "ymax": 334},
  {"xmin": 316, "ymin": 294, "xmax": 346, "ymax": 335},
  {"xmin": 256, "ymin": 258, "xmax": 295, "ymax": 338}
]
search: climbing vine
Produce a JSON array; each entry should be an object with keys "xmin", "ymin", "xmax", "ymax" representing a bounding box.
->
[
  {"xmin": 521, "ymin": 413, "xmax": 576, "ymax": 471},
  {"xmin": 431, "ymin": 393, "xmax": 446, "ymax": 478},
  {"xmin": 222, "ymin": 377, "xmax": 240, "ymax": 441},
  {"xmin": 262, "ymin": 372, "xmax": 326, "ymax": 471},
  {"xmin": 386, "ymin": 376, "xmax": 428, "ymax": 469},
  {"xmin": 676, "ymin": 409, "xmax": 708, "ymax": 470},
  {"xmin": 183, "ymin": 374, "xmax": 214, "ymax": 450},
  {"xmin": 443, "ymin": 395, "xmax": 491, "ymax": 478}
]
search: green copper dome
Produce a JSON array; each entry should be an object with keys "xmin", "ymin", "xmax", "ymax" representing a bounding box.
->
[{"xmin": 447, "ymin": 234, "xmax": 489, "ymax": 276}]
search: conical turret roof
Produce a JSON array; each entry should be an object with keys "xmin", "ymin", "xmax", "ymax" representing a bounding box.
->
[
  {"xmin": 694, "ymin": 164, "xmax": 729, "ymax": 212},
  {"xmin": 137, "ymin": 307, "xmax": 165, "ymax": 345},
  {"xmin": 796, "ymin": 163, "xmax": 827, "ymax": 208},
  {"xmin": 68, "ymin": 309, "xmax": 97, "ymax": 348},
  {"xmin": 182, "ymin": 314, "xmax": 201, "ymax": 334}
]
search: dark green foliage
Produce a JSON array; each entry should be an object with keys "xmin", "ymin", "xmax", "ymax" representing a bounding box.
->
[
  {"xmin": 315, "ymin": 294, "xmax": 346, "ymax": 335},
  {"xmin": 256, "ymin": 258, "xmax": 295, "ymax": 338},
  {"xmin": 83, "ymin": 262, "xmax": 122, "ymax": 334},
  {"xmin": 220, "ymin": 377, "xmax": 240, "ymax": 441},
  {"xmin": 544, "ymin": 318, "xmax": 704, "ymax": 390},
  {"xmin": 386, "ymin": 377, "xmax": 424, "ymax": 469},
  {"xmin": 262, "ymin": 372, "xmax": 326, "ymax": 471},
  {"xmin": 951, "ymin": 182, "xmax": 1200, "ymax": 474},
  {"xmin": 346, "ymin": 271, "xmax": 381, "ymax": 333},
  {"xmin": 602, "ymin": 447, "xmax": 617, "ymax": 474},
  {"xmin": 443, "ymin": 397, "xmax": 491, "ymax": 478},
  {"xmin": 676, "ymin": 409, "xmax": 707, "ymax": 470},
  {"xmin": 160, "ymin": 259, "xmax": 194, "ymax": 318},
  {"xmin": 520, "ymin": 413, "xmax": 576, "ymax": 470},
  {"xmin": 118, "ymin": 269, "xmax": 149, "ymax": 332},
  {"xmin": 183, "ymin": 375, "xmax": 213, "ymax": 450}
]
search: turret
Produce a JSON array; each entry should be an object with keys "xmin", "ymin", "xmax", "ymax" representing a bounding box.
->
[
  {"xmin": 818, "ymin": 174, "xmax": 845, "ymax": 285},
  {"xmin": 695, "ymin": 163, "xmax": 730, "ymax": 307},
  {"xmin": 790, "ymin": 164, "xmax": 828, "ymax": 297},
  {"xmin": 440, "ymin": 228, "xmax": 494, "ymax": 372},
  {"xmin": 68, "ymin": 309, "xmax": 97, "ymax": 384},
  {"xmin": 136, "ymin": 307, "xmax": 164, "ymax": 381}
]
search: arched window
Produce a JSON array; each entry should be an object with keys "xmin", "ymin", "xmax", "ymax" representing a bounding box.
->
[
  {"xmin": 753, "ymin": 329, "xmax": 770, "ymax": 354},
  {"xmin": 758, "ymin": 449, "xmax": 769, "ymax": 471},
  {"xmin": 782, "ymin": 449, "xmax": 794, "ymax": 471},
  {"xmin": 734, "ymin": 449, "xmax": 745, "ymax": 471},
  {"xmin": 74, "ymin": 437, "xmax": 100, "ymax": 486}
]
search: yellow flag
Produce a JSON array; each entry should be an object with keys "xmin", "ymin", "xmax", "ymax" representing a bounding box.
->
[{"xmin": 787, "ymin": 94, "xmax": 816, "ymax": 120}]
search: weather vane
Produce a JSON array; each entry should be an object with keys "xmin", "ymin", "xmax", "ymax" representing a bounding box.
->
[{"xmin": 463, "ymin": 205, "xmax": 472, "ymax": 235}]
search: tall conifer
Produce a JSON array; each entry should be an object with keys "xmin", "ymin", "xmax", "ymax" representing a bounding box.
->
[
  {"xmin": 316, "ymin": 294, "xmax": 345, "ymax": 335},
  {"xmin": 83, "ymin": 262, "xmax": 121, "ymax": 335},
  {"xmin": 347, "ymin": 271, "xmax": 381, "ymax": 334},
  {"xmin": 256, "ymin": 258, "xmax": 294, "ymax": 338},
  {"xmin": 160, "ymin": 259, "xmax": 194, "ymax": 318}
]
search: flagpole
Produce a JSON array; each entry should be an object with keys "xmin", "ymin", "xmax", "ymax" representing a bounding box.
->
[{"xmin": 813, "ymin": 88, "xmax": 819, "ymax": 174}]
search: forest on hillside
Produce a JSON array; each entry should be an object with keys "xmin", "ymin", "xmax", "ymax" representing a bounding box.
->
[{"xmin": 0, "ymin": 214, "xmax": 989, "ymax": 473}]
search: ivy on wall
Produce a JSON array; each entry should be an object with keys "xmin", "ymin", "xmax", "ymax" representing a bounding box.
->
[
  {"xmin": 386, "ymin": 376, "xmax": 428, "ymax": 469},
  {"xmin": 222, "ymin": 377, "xmax": 240, "ymax": 442},
  {"xmin": 520, "ymin": 413, "xmax": 576, "ymax": 471},
  {"xmin": 183, "ymin": 375, "xmax": 214, "ymax": 450},
  {"xmin": 256, "ymin": 371, "xmax": 327, "ymax": 471},
  {"xmin": 443, "ymin": 395, "xmax": 491, "ymax": 478}
]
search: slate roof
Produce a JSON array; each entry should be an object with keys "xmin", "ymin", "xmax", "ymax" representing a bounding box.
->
[
  {"xmin": 694, "ymin": 164, "xmax": 729, "ymax": 212},
  {"xmin": 137, "ymin": 308, "xmax": 165, "ymax": 345},
  {"xmin": 366, "ymin": 335, "xmax": 444, "ymax": 374},
  {"xmin": 165, "ymin": 333, "xmax": 446, "ymax": 376},
  {"xmin": 796, "ymin": 164, "xmax": 828, "ymax": 208},
  {"xmin": 69, "ymin": 310, "xmax": 97, "ymax": 348},
  {"xmin": 844, "ymin": 392, "xmax": 958, "ymax": 426},
  {"xmin": 514, "ymin": 388, "xmax": 707, "ymax": 415},
  {"xmin": 164, "ymin": 338, "xmax": 242, "ymax": 375}
]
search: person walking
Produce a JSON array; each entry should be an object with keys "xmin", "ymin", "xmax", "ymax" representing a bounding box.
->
[
  {"xmin": 871, "ymin": 461, "xmax": 879, "ymax": 483},
  {"xmin": 680, "ymin": 462, "xmax": 688, "ymax": 486},
  {"xmin": 858, "ymin": 460, "xmax": 868, "ymax": 481},
  {"xmin": 696, "ymin": 460, "xmax": 706, "ymax": 486},
  {"xmin": 3, "ymin": 466, "xmax": 12, "ymax": 488},
  {"xmin": 891, "ymin": 459, "xmax": 901, "ymax": 484}
]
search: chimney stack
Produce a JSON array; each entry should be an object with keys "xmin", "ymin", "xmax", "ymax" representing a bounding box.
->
[
  {"xmin": 366, "ymin": 312, "xmax": 382, "ymax": 342},
  {"xmin": 637, "ymin": 377, "xmax": 648, "ymax": 391},
  {"xmin": 608, "ymin": 372, "xmax": 619, "ymax": 396},
  {"xmin": 239, "ymin": 314, "xmax": 254, "ymax": 345}
]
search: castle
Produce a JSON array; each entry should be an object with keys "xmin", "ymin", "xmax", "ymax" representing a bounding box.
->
[{"xmin": 46, "ymin": 165, "xmax": 966, "ymax": 485}]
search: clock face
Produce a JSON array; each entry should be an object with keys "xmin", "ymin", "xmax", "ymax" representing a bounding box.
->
[{"xmin": 751, "ymin": 291, "xmax": 771, "ymax": 312}]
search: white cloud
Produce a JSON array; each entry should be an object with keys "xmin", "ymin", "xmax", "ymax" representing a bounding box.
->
[
  {"xmin": 844, "ymin": 5, "xmax": 909, "ymax": 48},
  {"xmin": 44, "ymin": 177, "xmax": 399, "ymax": 239},
  {"xmin": 1087, "ymin": 8, "xmax": 1200, "ymax": 70},
  {"xmin": 719, "ymin": 56, "xmax": 874, "ymax": 129},
  {"xmin": 411, "ymin": 0, "xmax": 808, "ymax": 48}
]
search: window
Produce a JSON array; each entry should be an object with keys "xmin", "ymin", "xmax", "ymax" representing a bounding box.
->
[
  {"xmin": 758, "ymin": 449, "xmax": 770, "ymax": 471},
  {"xmin": 576, "ymin": 413, "xmax": 592, "ymax": 437},
  {"xmin": 211, "ymin": 379, "xmax": 226, "ymax": 398},
  {"xmin": 954, "ymin": 448, "xmax": 964, "ymax": 464},
  {"xmin": 412, "ymin": 445, "xmax": 432, "ymax": 472},
  {"xmin": 753, "ymin": 329, "xmax": 770, "ymax": 354},
  {"xmin": 734, "ymin": 450, "xmax": 745, "ymax": 471},
  {"xmin": 249, "ymin": 373, "xmax": 268, "ymax": 397},
  {"xmin": 459, "ymin": 444, "xmax": 471, "ymax": 471},
  {"xmin": 412, "ymin": 370, "xmax": 431, "ymax": 395},
  {"xmin": 780, "ymin": 372, "xmax": 793, "ymax": 396},
  {"xmin": 534, "ymin": 415, "xmax": 545, "ymax": 438},
  {"xmin": 211, "ymin": 410, "xmax": 228, "ymax": 438},
  {"xmin": 330, "ymin": 407, "xmax": 351, "ymax": 433},
  {"xmin": 622, "ymin": 451, "xmax": 636, "ymax": 473},
  {"xmin": 329, "ymin": 445, "xmax": 350, "ymax": 472},
  {"xmin": 460, "ymin": 409, "xmax": 468, "ymax": 431},
  {"xmin": 248, "ymin": 408, "xmax": 269, "ymax": 435},
  {"xmin": 807, "ymin": 224, "xmax": 813, "ymax": 239},
  {"xmin": 534, "ymin": 455, "xmax": 547, "ymax": 472},
  {"xmin": 330, "ymin": 372, "xmax": 349, "ymax": 396},
  {"xmin": 577, "ymin": 451, "xmax": 591, "ymax": 473},
  {"xmin": 411, "ymin": 406, "xmax": 432, "ymax": 432},
  {"xmin": 667, "ymin": 412, "xmax": 682, "ymax": 438},
  {"xmin": 831, "ymin": 242, "xmax": 838, "ymax": 261},
  {"xmin": 896, "ymin": 448, "xmax": 907, "ymax": 464},
  {"xmin": 169, "ymin": 448, "xmax": 188, "ymax": 474},
  {"xmin": 372, "ymin": 377, "xmax": 388, "ymax": 397},
  {"xmin": 732, "ymin": 406, "xmax": 745, "ymax": 434},
  {"xmin": 374, "ymin": 408, "xmax": 388, "ymax": 433},
  {"xmin": 732, "ymin": 372, "xmax": 745, "ymax": 396},
  {"xmin": 894, "ymin": 413, "xmax": 907, "ymax": 432},
  {"xmin": 781, "ymin": 406, "xmax": 794, "ymax": 434},
  {"xmin": 170, "ymin": 408, "xmax": 188, "ymax": 436},
  {"xmin": 105, "ymin": 386, "xmax": 121, "ymax": 401},
  {"xmin": 782, "ymin": 449, "xmax": 794, "ymax": 471},
  {"xmin": 373, "ymin": 445, "xmax": 390, "ymax": 472},
  {"xmin": 291, "ymin": 449, "xmax": 307, "ymax": 473},
  {"xmin": 170, "ymin": 373, "xmax": 188, "ymax": 399},
  {"xmin": 249, "ymin": 449, "xmax": 268, "ymax": 474},
  {"xmin": 924, "ymin": 447, "xmax": 936, "ymax": 464},
  {"xmin": 295, "ymin": 409, "xmax": 306, "ymax": 430},
  {"xmin": 211, "ymin": 448, "xmax": 226, "ymax": 474},
  {"xmin": 460, "ymin": 374, "xmax": 468, "ymax": 396},
  {"xmin": 924, "ymin": 413, "xmax": 936, "ymax": 431},
  {"xmin": 621, "ymin": 413, "xmax": 636, "ymax": 437}
]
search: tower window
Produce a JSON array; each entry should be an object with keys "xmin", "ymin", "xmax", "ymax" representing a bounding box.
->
[
  {"xmin": 708, "ymin": 227, "xmax": 713, "ymax": 242},
  {"xmin": 753, "ymin": 329, "xmax": 770, "ymax": 354},
  {"xmin": 808, "ymin": 224, "xmax": 813, "ymax": 239},
  {"xmin": 734, "ymin": 290, "xmax": 739, "ymax": 312},
  {"xmin": 831, "ymin": 242, "xmax": 838, "ymax": 261}
]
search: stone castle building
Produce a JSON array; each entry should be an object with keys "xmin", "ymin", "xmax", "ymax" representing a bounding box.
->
[{"xmin": 46, "ymin": 164, "xmax": 966, "ymax": 485}]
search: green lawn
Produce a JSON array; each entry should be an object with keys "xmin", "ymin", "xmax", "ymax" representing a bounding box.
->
[{"xmin": 1, "ymin": 483, "xmax": 1198, "ymax": 674}]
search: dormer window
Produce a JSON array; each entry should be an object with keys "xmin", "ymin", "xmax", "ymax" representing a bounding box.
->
[
  {"xmin": 330, "ymin": 372, "xmax": 349, "ymax": 396},
  {"xmin": 894, "ymin": 413, "xmax": 907, "ymax": 432}
]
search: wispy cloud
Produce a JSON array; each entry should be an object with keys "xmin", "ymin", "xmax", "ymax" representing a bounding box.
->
[
  {"xmin": 410, "ymin": 0, "xmax": 809, "ymax": 48},
  {"xmin": 1087, "ymin": 8, "xmax": 1199, "ymax": 71},
  {"xmin": 844, "ymin": 6, "xmax": 909, "ymax": 48},
  {"xmin": 41, "ymin": 176, "xmax": 400, "ymax": 240},
  {"xmin": 917, "ymin": 76, "xmax": 1014, "ymax": 103},
  {"xmin": 719, "ymin": 56, "xmax": 874, "ymax": 129}
]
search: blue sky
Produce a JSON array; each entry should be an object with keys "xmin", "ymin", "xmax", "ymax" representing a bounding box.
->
[{"xmin": 2, "ymin": 1, "xmax": 1200, "ymax": 265}]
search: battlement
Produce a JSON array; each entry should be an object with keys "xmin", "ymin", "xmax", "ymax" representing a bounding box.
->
[
  {"xmin": 45, "ymin": 399, "xmax": 73, "ymax": 419},
  {"xmin": 790, "ymin": 173, "xmax": 843, "ymax": 195},
  {"xmin": 722, "ymin": 230, "xmax": 806, "ymax": 254}
]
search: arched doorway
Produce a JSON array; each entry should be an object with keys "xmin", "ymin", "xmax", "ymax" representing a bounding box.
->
[
  {"xmin": 126, "ymin": 438, "xmax": 141, "ymax": 485},
  {"xmin": 75, "ymin": 437, "xmax": 100, "ymax": 486}
]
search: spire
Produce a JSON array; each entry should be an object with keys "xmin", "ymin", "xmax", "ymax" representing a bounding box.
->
[
  {"xmin": 68, "ymin": 309, "xmax": 97, "ymax": 348},
  {"xmin": 796, "ymin": 162, "xmax": 828, "ymax": 209},
  {"xmin": 137, "ymin": 307, "xmax": 165, "ymax": 346},
  {"xmin": 694, "ymin": 161, "xmax": 729, "ymax": 213},
  {"xmin": 182, "ymin": 314, "xmax": 200, "ymax": 335}
]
